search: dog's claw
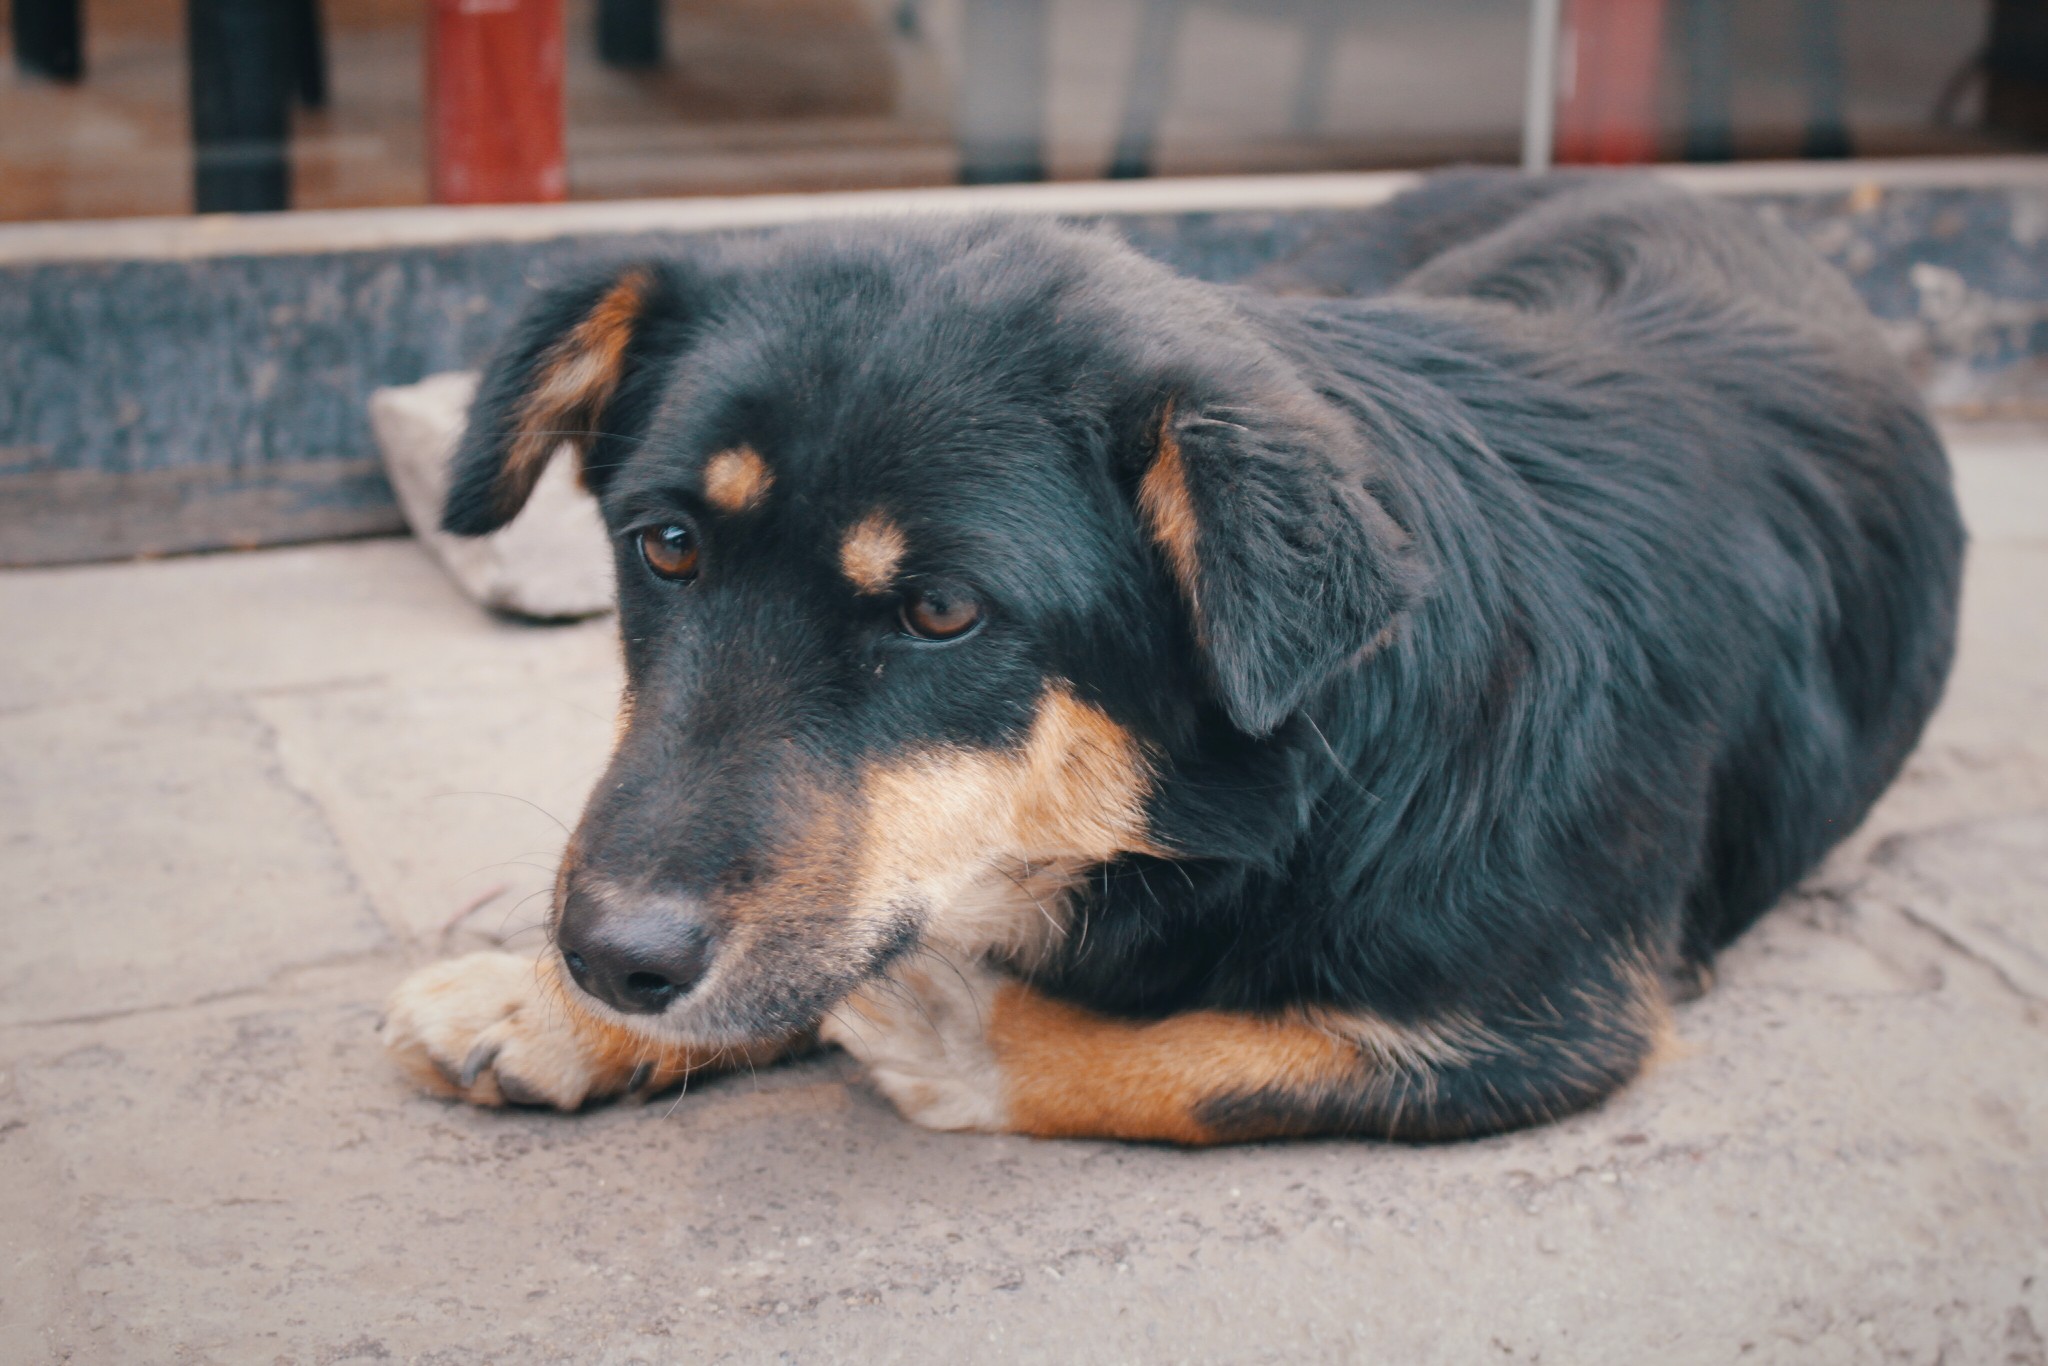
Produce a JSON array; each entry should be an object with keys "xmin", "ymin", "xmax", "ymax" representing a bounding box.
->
[
  {"xmin": 458, "ymin": 1037, "xmax": 502, "ymax": 1088},
  {"xmin": 495, "ymin": 1070, "xmax": 550, "ymax": 1107}
]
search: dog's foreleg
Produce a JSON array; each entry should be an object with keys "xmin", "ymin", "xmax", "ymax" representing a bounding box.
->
[
  {"xmin": 381, "ymin": 951, "xmax": 794, "ymax": 1110},
  {"xmin": 822, "ymin": 957, "xmax": 1361, "ymax": 1142},
  {"xmin": 826, "ymin": 954, "xmax": 1671, "ymax": 1143}
]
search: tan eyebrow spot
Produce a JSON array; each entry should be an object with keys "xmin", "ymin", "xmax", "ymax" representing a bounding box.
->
[
  {"xmin": 702, "ymin": 446, "xmax": 774, "ymax": 513},
  {"xmin": 840, "ymin": 513, "xmax": 908, "ymax": 594}
]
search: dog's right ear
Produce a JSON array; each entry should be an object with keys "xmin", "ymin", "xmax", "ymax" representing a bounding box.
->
[
  {"xmin": 442, "ymin": 263, "xmax": 685, "ymax": 536},
  {"xmin": 1130, "ymin": 387, "xmax": 1418, "ymax": 738}
]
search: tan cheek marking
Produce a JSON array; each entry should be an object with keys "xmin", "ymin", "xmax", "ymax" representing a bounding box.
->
[
  {"xmin": 851, "ymin": 685, "xmax": 1167, "ymax": 931},
  {"xmin": 839, "ymin": 513, "xmax": 908, "ymax": 594},
  {"xmin": 1013, "ymin": 688, "xmax": 1165, "ymax": 862},
  {"xmin": 1136, "ymin": 407, "xmax": 1202, "ymax": 621},
  {"xmin": 853, "ymin": 750, "xmax": 1014, "ymax": 907},
  {"xmin": 703, "ymin": 446, "xmax": 774, "ymax": 513},
  {"xmin": 498, "ymin": 269, "xmax": 652, "ymax": 517}
]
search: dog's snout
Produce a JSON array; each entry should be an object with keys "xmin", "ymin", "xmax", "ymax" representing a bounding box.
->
[{"xmin": 557, "ymin": 886, "xmax": 719, "ymax": 1016}]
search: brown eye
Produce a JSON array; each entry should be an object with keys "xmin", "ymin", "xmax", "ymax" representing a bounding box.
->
[
  {"xmin": 899, "ymin": 583, "xmax": 982, "ymax": 641},
  {"xmin": 638, "ymin": 523, "xmax": 699, "ymax": 581}
]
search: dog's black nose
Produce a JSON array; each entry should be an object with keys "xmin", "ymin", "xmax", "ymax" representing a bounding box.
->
[{"xmin": 556, "ymin": 889, "xmax": 718, "ymax": 1015}]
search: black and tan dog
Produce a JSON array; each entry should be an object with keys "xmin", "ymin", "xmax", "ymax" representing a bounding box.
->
[{"xmin": 381, "ymin": 174, "xmax": 1964, "ymax": 1143}]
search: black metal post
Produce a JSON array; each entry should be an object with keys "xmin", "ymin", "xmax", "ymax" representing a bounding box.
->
[
  {"xmin": 189, "ymin": 0, "xmax": 295, "ymax": 213},
  {"xmin": 597, "ymin": 0, "xmax": 665, "ymax": 69},
  {"xmin": 1681, "ymin": 0, "xmax": 1734, "ymax": 161},
  {"xmin": 1986, "ymin": 0, "xmax": 2048, "ymax": 141},
  {"xmin": 1797, "ymin": 0, "xmax": 1852, "ymax": 158},
  {"xmin": 288, "ymin": 0, "xmax": 330, "ymax": 109},
  {"xmin": 13, "ymin": 0, "xmax": 84, "ymax": 82}
]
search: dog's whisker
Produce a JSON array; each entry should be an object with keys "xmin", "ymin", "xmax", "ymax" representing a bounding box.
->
[
  {"xmin": 661, "ymin": 1067, "xmax": 693, "ymax": 1119},
  {"xmin": 453, "ymin": 852, "xmax": 565, "ymax": 882},
  {"xmin": 428, "ymin": 790, "xmax": 572, "ymax": 836},
  {"xmin": 879, "ymin": 963, "xmax": 951, "ymax": 1042},
  {"xmin": 909, "ymin": 944, "xmax": 992, "ymax": 1045},
  {"xmin": 490, "ymin": 889, "xmax": 558, "ymax": 942},
  {"xmin": 995, "ymin": 864, "xmax": 1069, "ymax": 941},
  {"xmin": 820, "ymin": 1005, "xmax": 873, "ymax": 1053}
]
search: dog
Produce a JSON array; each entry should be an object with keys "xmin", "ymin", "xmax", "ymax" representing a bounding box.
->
[{"xmin": 380, "ymin": 173, "xmax": 1965, "ymax": 1143}]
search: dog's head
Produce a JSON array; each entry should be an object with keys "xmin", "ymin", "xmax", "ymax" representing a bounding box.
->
[{"xmin": 446, "ymin": 219, "xmax": 1414, "ymax": 1044}]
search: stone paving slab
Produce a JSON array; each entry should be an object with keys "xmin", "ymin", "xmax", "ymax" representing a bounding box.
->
[
  {"xmin": 252, "ymin": 667, "xmax": 619, "ymax": 946},
  {"xmin": 0, "ymin": 432, "xmax": 2043, "ymax": 1364},
  {"xmin": 0, "ymin": 693, "xmax": 390, "ymax": 1028},
  {"xmin": 0, "ymin": 539, "xmax": 618, "ymax": 714}
]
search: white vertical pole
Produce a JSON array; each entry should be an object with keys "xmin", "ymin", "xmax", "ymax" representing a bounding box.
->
[{"xmin": 1522, "ymin": 0, "xmax": 1563, "ymax": 173}]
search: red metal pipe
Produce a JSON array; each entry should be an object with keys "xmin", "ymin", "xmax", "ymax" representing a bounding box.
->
[
  {"xmin": 428, "ymin": 0, "xmax": 567, "ymax": 204},
  {"xmin": 1555, "ymin": 0, "xmax": 1668, "ymax": 165}
]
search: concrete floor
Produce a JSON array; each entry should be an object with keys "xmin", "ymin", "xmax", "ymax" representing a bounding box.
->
[{"xmin": 1, "ymin": 429, "xmax": 2045, "ymax": 1364}]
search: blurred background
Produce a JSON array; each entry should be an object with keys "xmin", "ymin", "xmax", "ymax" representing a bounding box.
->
[{"xmin": 0, "ymin": 0, "xmax": 2037, "ymax": 221}]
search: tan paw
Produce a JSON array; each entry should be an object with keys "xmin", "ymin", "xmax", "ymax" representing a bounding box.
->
[
  {"xmin": 380, "ymin": 951, "xmax": 633, "ymax": 1110},
  {"xmin": 822, "ymin": 958, "xmax": 1010, "ymax": 1131}
]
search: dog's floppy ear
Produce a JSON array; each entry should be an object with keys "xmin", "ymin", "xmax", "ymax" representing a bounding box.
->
[
  {"xmin": 442, "ymin": 263, "xmax": 683, "ymax": 535},
  {"xmin": 1134, "ymin": 392, "xmax": 1416, "ymax": 736}
]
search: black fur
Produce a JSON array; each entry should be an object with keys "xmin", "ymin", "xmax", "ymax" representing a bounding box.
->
[{"xmin": 446, "ymin": 173, "xmax": 1964, "ymax": 1138}]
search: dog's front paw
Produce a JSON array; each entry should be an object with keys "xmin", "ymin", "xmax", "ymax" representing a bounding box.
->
[
  {"xmin": 380, "ymin": 951, "xmax": 624, "ymax": 1110},
  {"xmin": 822, "ymin": 959, "xmax": 1010, "ymax": 1132}
]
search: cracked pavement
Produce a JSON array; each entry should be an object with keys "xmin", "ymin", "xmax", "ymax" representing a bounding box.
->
[{"xmin": 1, "ymin": 428, "xmax": 2045, "ymax": 1365}]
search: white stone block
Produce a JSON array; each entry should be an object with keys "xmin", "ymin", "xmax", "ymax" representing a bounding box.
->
[{"xmin": 369, "ymin": 370, "xmax": 614, "ymax": 620}]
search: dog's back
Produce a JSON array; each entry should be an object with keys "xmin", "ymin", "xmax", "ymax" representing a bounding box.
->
[{"xmin": 1302, "ymin": 175, "xmax": 1966, "ymax": 961}]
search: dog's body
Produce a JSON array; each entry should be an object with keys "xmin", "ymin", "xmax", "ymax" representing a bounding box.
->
[{"xmin": 382, "ymin": 174, "xmax": 1964, "ymax": 1143}]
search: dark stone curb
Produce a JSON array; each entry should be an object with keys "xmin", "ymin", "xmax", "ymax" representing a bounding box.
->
[{"xmin": 4, "ymin": 166, "xmax": 2044, "ymax": 565}]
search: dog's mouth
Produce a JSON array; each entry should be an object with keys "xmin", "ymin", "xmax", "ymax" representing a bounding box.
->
[{"xmin": 552, "ymin": 852, "xmax": 1092, "ymax": 1049}]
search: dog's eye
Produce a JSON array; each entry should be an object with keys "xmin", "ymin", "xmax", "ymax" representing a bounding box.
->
[
  {"xmin": 899, "ymin": 583, "xmax": 982, "ymax": 641},
  {"xmin": 638, "ymin": 524, "xmax": 699, "ymax": 582}
]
